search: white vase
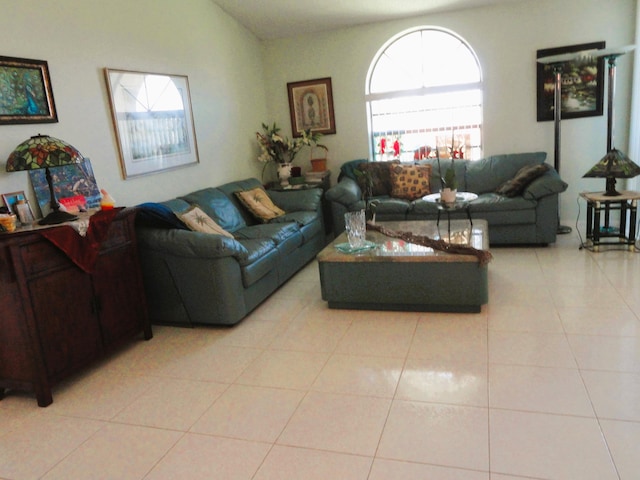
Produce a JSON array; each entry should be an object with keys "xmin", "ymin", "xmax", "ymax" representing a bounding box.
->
[
  {"xmin": 278, "ymin": 162, "xmax": 292, "ymax": 186},
  {"xmin": 440, "ymin": 188, "xmax": 457, "ymax": 203}
]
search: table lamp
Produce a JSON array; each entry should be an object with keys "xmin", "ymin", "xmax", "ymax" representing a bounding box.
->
[
  {"xmin": 5, "ymin": 134, "xmax": 84, "ymax": 225},
  {"xmin": 583, "ymin": 148, "xmax": 640, "ymax": 196},
  {"xmin": 583, "ymin": 45, "xmax": 639, "ymax": 196}
]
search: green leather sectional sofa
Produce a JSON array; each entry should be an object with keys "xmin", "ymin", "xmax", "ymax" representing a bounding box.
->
[
  {"xmin": 135, "ymin": 178, "xmax": 326, "ymax": 326},
  {"xmin": 326, "ymin": 152, "xmax": 568, "ymax": 245}
]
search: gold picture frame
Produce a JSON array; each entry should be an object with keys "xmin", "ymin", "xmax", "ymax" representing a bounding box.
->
[
  {"xmin": 0, "ymin": 56, "xmax": 57, "ymax": 124},
  {"xmin": 104, "ymin": 68, "xmax": 199, "ymax": 178},
  {"xmin": 287, "ymin": 77, "xmax": 336, "ymax": 137}
]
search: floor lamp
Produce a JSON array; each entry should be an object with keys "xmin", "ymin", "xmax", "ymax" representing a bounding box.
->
[{"xmin": 537, "ymin": 52, "xmax": 587, "ymax": 234}]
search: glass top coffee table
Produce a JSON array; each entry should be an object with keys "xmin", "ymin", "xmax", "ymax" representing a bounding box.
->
[
  {"xmin": 317, "ymin": 219, "xmax": 489, "ymax": 313},
  {"xmin": 423, "ymin": 192, "xmax": 478, "ymax": 238}
]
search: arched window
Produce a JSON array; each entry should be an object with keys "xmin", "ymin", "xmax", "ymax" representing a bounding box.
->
[{"xmin": 366, "ymin": 27, "xmax": 483, "ymax": 162}]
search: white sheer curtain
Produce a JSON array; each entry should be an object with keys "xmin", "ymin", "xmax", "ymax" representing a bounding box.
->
[{"xmin": 628, "ymin": 0, "xmax": 640, "ymax": 190}]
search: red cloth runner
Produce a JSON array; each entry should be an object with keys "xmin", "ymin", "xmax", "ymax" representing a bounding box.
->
[{"xmin": 40, "ymin": 208, "xmax": 123, "ymax": 273}]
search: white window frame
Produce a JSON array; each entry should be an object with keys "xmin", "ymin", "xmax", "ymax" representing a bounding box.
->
[{"xmin": 366, "ymin": 26, "xmax": 483, "ymax": 162}]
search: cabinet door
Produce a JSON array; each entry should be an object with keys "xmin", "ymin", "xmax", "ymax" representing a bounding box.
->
[
  {"xmin": 28, "ymin": 264, "xmax": 102, "ymax": 381},
  {"xmin": 0, "ymin": 244, "xmax": 37, "ymax": 385},
  {"xmin": 93, "ymin": 246, "xmax": 148, "ymax": 347}
]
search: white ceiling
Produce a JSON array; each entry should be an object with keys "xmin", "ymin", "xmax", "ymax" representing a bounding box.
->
[{"xmin": 212, "ymin": 0, "xmax": 527, "ymax": 40}]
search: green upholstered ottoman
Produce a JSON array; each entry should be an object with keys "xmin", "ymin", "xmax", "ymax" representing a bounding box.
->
[{"xmin": 317, "ymin": 220, "xmax": 489, "ymax": 313}]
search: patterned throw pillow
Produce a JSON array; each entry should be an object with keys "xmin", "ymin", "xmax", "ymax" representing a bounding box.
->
[
  {"xmin": 356, "ymin": 161, "xmax": 398, "ymax": 196},
  {"xmin": 389, "ymin": 164, "xmax": 432, "ymax": 200},
  {"xmin": 495, "ymin": 163, "xmax": 550, "ymax": 197},
  {"xmin": 235, "ymin": 187, "xmax": 285, "ymax": 222},
  {"xmin": 179, "ymin": 205, "xmax": 234, "ymax": 238}
]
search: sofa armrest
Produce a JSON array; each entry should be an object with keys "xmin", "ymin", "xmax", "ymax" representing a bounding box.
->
[
  {"xmin": 325, "ymin": 177, "xmax": 362, "ymax": 206},
  {"xmin": 522, "ymin": 168, "xmax": 568, "ymax": 201},
  {"xmin": 268, "ymin": 188, "xmax": 322, "ymax": 212},
  {"xmin": 137, "ymin": 227, "xmax": 249, "ymax": 262}
]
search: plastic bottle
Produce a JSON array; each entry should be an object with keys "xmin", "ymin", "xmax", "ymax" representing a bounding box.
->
[
  {"xmin": 15, "ymin": 199, "xmax": 34, "ymax": 225},
  {"xmin": 100, "ymin": 189, "xmax": 115, "ymax": 210}
]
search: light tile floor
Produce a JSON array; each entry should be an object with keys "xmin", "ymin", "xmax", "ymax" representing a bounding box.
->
[{"xmin": 1, "ymin": 231, "xmax": 640, "ymax": 479}]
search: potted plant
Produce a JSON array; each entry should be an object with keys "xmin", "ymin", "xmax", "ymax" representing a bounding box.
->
[
  {"xmin": 300, "ymin": 129, "xmax": 328, "ymax": 172},
  {"xmin": 437, "ymin": 149, "xmax": 458, "ymax": 203},
  {"xmin": 353, "ymin": 168, "xmax": 379, "ymax": 222},
  {"xmin": 256, "ymin": 123, "xmax": 327, "ymax": 185}
]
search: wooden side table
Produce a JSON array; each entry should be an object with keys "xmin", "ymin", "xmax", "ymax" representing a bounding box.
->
[{"xmin": 579, "ymin": 190, "xmax": 640, "ymax": 251}]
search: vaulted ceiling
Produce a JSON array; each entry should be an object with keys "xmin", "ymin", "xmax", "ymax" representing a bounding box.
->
[{"xmin": 212, "ymin": 0, "xmax": 528, "ymax": 40}]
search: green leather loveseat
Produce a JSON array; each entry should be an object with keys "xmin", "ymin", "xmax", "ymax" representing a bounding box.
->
[
  {"xmin": 135, "ymin": 178, "xmax": 326, "ymax": 326},
  {"xmin": 326, "ymin": 152, "xmax": 568, "ymax": 246}
]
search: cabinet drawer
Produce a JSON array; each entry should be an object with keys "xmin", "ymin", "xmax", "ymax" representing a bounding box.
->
[{"xmin": 17, "ymin": 240, "xmax": 68, "ymax": 277}]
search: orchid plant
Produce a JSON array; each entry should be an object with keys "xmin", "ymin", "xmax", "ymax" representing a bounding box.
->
[{"xmin": 256, "ymin": 122, "xmax": 326, "ymax": 165}]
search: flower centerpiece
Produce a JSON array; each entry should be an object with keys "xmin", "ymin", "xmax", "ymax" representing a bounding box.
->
[{"xmin": 256, "ymin": 122, "xmax": 327, "ymax": 184}]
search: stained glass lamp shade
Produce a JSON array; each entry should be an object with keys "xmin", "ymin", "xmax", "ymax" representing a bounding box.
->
[
  {"xmin": 583, "ymin": 148, "xmax": 640, "ymax": 196},
  {"xmin": 5, "ymin": 135, "xmax": 84, "ymax": 225}
]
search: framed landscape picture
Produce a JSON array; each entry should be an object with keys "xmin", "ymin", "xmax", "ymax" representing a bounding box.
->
[
  {"xmin": 536, "ymin": 41, "xmax": 605, "ymax": 121},
  {"xmin": 0, "ymin": 56, "xmax": 58, "ymax": 124},
  {"xmin": 287, "ymin": 77, "xmax": 336, "ymax": 137},
  {"xmin": 104, "ymin": 68, "xmax": 199, "ymax": 178}
]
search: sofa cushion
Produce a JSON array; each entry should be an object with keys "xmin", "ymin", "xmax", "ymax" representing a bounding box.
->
[
  {"xmin": 356, "ymin": 161, "xmax": 398, "ymax": 196},
  {"xmin": 267, "ymin": 188, "xmax": 322, "ymax": 212},
  {"xmin": 178, "ymin": 205, "xmax": 234, "ymax": 238},
  {"xmin": 235, "ymin": 187, "xmax": 285, "ymax": 222},
  {"xmin": 465, "ymin": 152, "xmax": 547, "ymax": 194},
  {"xmin": 389, "ymin": 164, "xmax": 432, "ymax": 200},
  {"xmin": 522, "ymin": 169, "xmax": 568, "ymax": 200},
  {"xmin": 495, "ymin": 163, "xmax": 550, "ymax": 197},
  {"xmin": 417, "ymin": 158, "xmax": 467, "ymax": 192},
  {"xmin": 181, "ymin": 187, "xmax": 247, "ymax": 232},
  {"xmin": 160, "ymin": 198, "xmax": 192, "ymax": 215},
  {"xmin": 469, "ymin": 194, "xmax": 537, "ymax": 225},
  {"xmin": 234, "ymin": 222, "xmax": 300, "ymax": 245},
  {"xmin": 271, "ymin": 210, "xmax": 319, "ymax": 227},
  {"xmin": 368, "ymin": 197, "xmax": 412, "ymax": 215},
  {"xmin": 235, "ymin": 238, "xmax": 279, "ymax": 287},
  {"xmin": 469, "ymin": 193, "xmax": 537, "ymax": 212}
]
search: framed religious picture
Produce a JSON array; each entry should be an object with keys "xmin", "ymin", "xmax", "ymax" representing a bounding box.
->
[
  {"xmin": 536, "ymin": 41, "xmax": 606, "ymax": 121},
  {"xmin": 0, "ymin": 56, "xmax": 58, "ymax": 124},
  {"xmin": 287, "ymin": 77, "xmax": 336, "ymax": 137}
]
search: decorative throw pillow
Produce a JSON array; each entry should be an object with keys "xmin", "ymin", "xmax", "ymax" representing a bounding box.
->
[
  {"xmin": 389, "ymin": 164, "xmax": 432, "ymax": 200},
  {"xmin": 235, "ymin": 187, "xmax": 285, "ymax": 222},
  {"xmin": 356, "ymin": 161, "xmax": 398, "ymax": 196},
  {"xmin": 495, "ymin": 163, "xmax": 550, "ymax": 197},
  {"xmin": 179, "ymin": 205, "xmax": 234, "ymax": 238}
]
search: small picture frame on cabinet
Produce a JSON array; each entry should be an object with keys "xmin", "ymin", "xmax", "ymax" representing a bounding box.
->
[
  {"xmin": 2, "ymin": 191, "xmax": 35, "ymax": 224},
  {"xmin": 2, "ymin": 191, "xmax": 30, "ymax": 215}
]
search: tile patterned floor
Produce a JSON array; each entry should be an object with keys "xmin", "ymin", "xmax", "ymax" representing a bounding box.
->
[{"xmin": 1, "ymin": 232, "xmax": 640, "ymax": 479}]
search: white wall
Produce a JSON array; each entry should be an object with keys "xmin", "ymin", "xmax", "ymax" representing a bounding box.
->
[
  {"xmin": 0, "ymin": 0, "xmax": 267, "ymax": 212},
  {"xmin": 262, "ymin": 0, "xmax": 636, "ymax": 227},
  {"xmin": 0, "ymin": 0, "xmax": 635, "ymax": 227}
]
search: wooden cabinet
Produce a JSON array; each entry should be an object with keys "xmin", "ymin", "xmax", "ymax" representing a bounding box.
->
[{"xmin": 0, "ymin": 208, "xmax": 152, "ymax": 406}]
